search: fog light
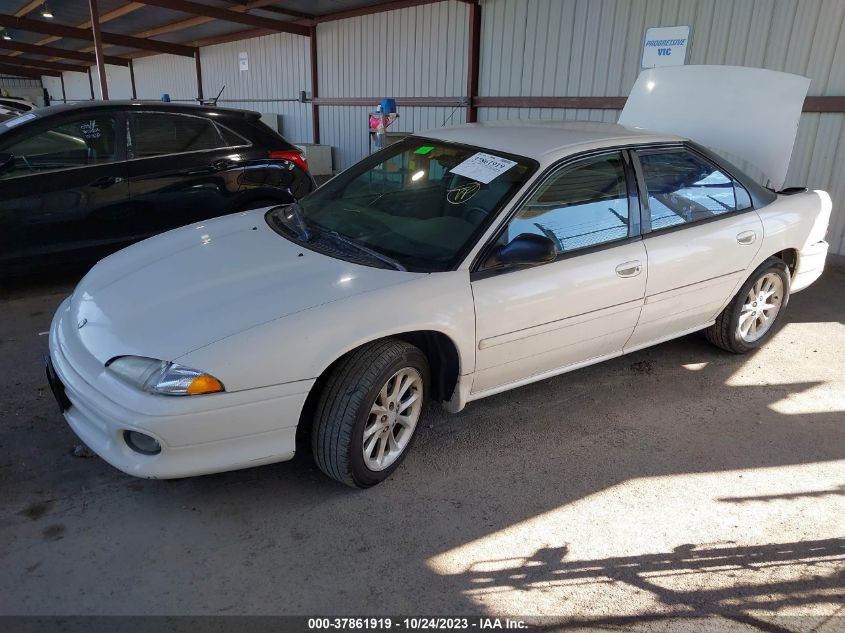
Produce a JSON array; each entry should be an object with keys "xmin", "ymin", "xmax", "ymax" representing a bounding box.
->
[{"xmin": 124, "ymin": 430, "xmax": 161, "ymax": 455}]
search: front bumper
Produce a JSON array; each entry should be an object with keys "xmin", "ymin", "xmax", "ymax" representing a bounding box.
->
[{"xmin": 48, "ymin": 299, "xmax": 313, "ymax": 479}]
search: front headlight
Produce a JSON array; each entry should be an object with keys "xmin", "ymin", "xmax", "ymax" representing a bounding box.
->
[{"xmin": 106, "ymin": 356, "xmax": 224, "ymax": 396}]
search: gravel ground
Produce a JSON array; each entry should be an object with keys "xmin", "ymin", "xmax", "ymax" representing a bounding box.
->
[{"xmin": 0, "ymin": 263, "xmax": 843, "ymax": 632}]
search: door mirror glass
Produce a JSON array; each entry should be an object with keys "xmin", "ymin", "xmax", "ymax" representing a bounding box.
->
[
  {"xmin": 486, "ymin": 233, "xmax": 557, "ymax": 268},
  {"xmin": 0, "ymin": 152, "xmax": 14, "ymax": 174}
]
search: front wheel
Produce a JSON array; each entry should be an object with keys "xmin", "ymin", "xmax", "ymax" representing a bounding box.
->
[
  {"xmin": 312, "ymin": 339, "xmax": 429, "ymax": 488},
  {"xmin": 705, "ymin": 257, "xmax": 791, "ymax": 354}
]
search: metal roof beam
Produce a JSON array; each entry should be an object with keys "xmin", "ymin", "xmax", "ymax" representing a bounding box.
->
[
  {"xmin": 9, "ymin": 57, "xmax": 89, "ymax": 73},
  {"xmin": 0, "ymin": 39, "xmax": 129, "ymax": 66},
  {"xmin": 0, "ymin": 62, "xmax": 59, "ymax": 77},
  {"xmin": 131, "ymin": 0, "xmax": 310, "ymax": 36},
  {"xmin": 0, "ymin": 15, "xmax": 197, "ymax": 57}
]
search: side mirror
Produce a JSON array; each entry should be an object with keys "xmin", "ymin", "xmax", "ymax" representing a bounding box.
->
[
  {"xmin": 486, "ymin": 233, "xmax": 557, "ymax": 268},
  {"xmin": 0, "ymin": 153, "xmax": 13, "ymax": 174}
]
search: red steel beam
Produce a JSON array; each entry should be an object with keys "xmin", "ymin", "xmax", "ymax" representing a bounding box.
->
[
  {"xmin": 0, "ymin": 62, "xmax": 59, "ymax": 78},
  {"xmin": 0, "ymin": 15, "xmax": 196, "ymax": 57},
  {"xmin": 132, "ymin": 0, "xmax": 310, "ymax": 37},
  {"xmin": 8, "ymin": 57, "xmax": 89, "ymax": 73},
  {"xmin": 309, "ymin": 26, "xmax": 319, "ymax": 143},
  {"xmin": 88, "ymin": 0, "xmax": 109, "ymax": 100},
  {"xmin": 465, "ymin": 1, "xmax": 480, "ymax": 123},
  {"xmin": 0, "ymin": 40, "xmax": 129, "ymax": 66},
  {"xmin": 194, "ymin": 48, "xmax": 203, "ymax": 101}
]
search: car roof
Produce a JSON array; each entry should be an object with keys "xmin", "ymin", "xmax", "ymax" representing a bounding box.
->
[
  {"xmin": 418, "ymin": 120, "xmax": 684, "ymax": 163},
  {"xmin": 4, "ymin": 100, "xmax": 259, "ymax": 124}
]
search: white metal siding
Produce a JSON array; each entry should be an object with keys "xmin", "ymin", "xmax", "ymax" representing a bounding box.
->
[
  {"xmin": 479, "ymin": 0, "xmax": 845, "ymax": 253},
  {"xmin": 317, "ymin": 0, "xmax": 468, "ymax": 168},
  {"xmin": 132, "ymin": 54, "xmax": 197, "ymax": 101},
  {"xmin": 198, "ymin": 32, "xmax": 313, "ymax": 144}
]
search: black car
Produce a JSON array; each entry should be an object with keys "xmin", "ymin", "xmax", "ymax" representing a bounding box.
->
[{"xmin": 0, "ymin": 101, "xmax": 314, "ymax": 275}]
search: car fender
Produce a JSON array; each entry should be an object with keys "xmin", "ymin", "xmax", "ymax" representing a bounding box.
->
[{"xmin": 176, "ymin": 270, "xmax": 476, "ymax": 393}]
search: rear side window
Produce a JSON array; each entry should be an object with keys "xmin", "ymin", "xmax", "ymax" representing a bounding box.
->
[
  {"xmin": 638, "ymin": 150, "xmax": 750, "ymax": 229},
  {"xmin": 216, "ymin": 124, "xmax": 250, "ymax": 147},
  {"xmin": 502, "ymin": 152, "xmax": 630, "ymax": 253},
  {"xmin": 131, "ymin": 113, "xmax": 221, "ymax": 158},
  {"xmin": 0, "ymin": 115, "xmax": 117, "ymax": 177}
]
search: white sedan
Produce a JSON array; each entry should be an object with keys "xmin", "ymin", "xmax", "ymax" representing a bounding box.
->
[{"xmin": 47, "ymin": 66, "xmax": 831, "ymax": 487}]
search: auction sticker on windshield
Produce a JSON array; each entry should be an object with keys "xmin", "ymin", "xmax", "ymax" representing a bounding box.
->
[{"xmin": 450, "ymin": 152, "xmax": 517, "ymax": 184}]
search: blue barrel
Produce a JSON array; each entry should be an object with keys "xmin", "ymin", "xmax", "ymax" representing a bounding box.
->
[{"xmin": 161, "ymin": 93, "xmax": 171, "ymax": 102}]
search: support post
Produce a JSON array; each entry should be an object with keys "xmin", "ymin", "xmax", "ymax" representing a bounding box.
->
[
  {"xmin": 194, "ymin": 48, "xmax": 203, "ymax": 101},
  {"xmin": 87, "ymin": 0, "xmax": 109, "ymax": 100},
  {"xmin": 466, "ymin": 1, "xmax": 481, "ymax": 123},
  {"xmin": 60, "ymin": 74, "xmax": 66, "ymax": 103},
  {"xmin": 88, "ymin": 67, "xmax": 95, "ymax": 100},
  {"xmin": 129, "ymin": 59, "xmax": 137, "ymax": 99},
  {"xmin": 309, "ymin": 25, "xmax": 320, "ymax": 144}
]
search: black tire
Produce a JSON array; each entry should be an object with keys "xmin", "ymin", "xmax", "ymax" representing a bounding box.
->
[
  {"xmin": 311, "ymin": 339, "xmax": 429, "ymax": 488},
  {"xmin": 705, "ymin": 256, "xmax": 791, "ymax": 354}
]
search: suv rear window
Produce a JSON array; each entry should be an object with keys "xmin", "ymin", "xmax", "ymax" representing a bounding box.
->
[{"xmin": 131, "ymin": 113, "xmax": 221, "ymax": 158}]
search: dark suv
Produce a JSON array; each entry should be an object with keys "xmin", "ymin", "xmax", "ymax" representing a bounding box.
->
[{"xmin": 0, "ymin": 101, "xmax": 314, "ymax": 275}]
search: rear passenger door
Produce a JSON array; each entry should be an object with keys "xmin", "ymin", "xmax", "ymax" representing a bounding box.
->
[
  {"xmin": 625, "ymin": 146, "xmax": 763, "ymax": 350},
  {"xmin": 126, "ymin": 111, "xmax": 244, "ymax": 235}
]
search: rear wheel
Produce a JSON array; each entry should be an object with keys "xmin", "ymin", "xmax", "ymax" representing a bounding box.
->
[
  {"xmin": 312, "ymin": 339, "xmax": 429, "ymax": 488},
  {"xmin": 705, "ymin": 257, "xmax": 790, "ymax": 354}
]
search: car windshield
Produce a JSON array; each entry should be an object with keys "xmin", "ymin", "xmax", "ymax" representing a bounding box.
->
[{"xmin": 266, "ymin": 138, "xmax": 536, "ymax": 272}]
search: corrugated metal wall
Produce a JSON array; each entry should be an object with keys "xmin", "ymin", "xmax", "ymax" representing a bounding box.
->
[
  {"xmin": 317, "ymin": 0, "xmax": 468, "ymax": 168},
  {"xmin": 477, "ymin": 0, "xmax": 845, "ymax": 253},
  {"xmin": 198, "ymin": 32, "xmax": 313, "ymax": 144},
  {"xmin": 39, "ymin": 0, "xmax": 845, "ymax": 251},
  {"xmin": 132, "ymin": 54, "xmax": 197, "ymax": 101},
  {"xmin": 0, "ymin": 76, "xmax": 41, "ymax": 89}
]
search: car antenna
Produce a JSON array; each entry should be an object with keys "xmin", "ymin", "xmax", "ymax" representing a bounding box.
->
[{"xmin": 200, "ymin": 85, "xmax": 225, "ymax": 107}]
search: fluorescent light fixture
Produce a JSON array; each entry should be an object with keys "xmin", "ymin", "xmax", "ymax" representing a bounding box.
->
[
  {"xmin": 40, "ymin": 4, "xmax": 54, "ymax": 18},
  {"xmin": 1, "ymin": 31, "xmax": 11, "ymax": 41}
]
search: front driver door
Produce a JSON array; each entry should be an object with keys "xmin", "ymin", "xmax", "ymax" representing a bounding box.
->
[
  {"xmin": 0, "ymin": 111, "xmax": 129, "ymax": 270},
  {"xmin": 470, "ymin": 150, "xmax": 648, "ymax": 396}
]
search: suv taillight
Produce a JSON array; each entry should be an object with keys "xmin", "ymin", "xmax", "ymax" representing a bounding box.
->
[{"xmin": 269, "ymin": 149, "xmax": 309, "ymax": 173}]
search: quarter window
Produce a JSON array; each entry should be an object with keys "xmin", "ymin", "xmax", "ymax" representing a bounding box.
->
[
  {"xmin": 0, "ymin": 115, "xmax": 117, "ymax": 177},
  {"xmin": 131, "ymin": 113, "xmax": 221, "ymax": 157},
  {"xmin": 501, "ymin": 152, "xmax": 630, "ymax": 254},
  {"xmin": 638, "ymin": 150, "xmax": 741, "ymax": 229}
]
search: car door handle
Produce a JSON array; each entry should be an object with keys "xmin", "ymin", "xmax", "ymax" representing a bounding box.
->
[
  {"xmin": 737, "ymin": 230, "xmax": 756, "ymax": 245},
  {"xmin": 615, "ymin": 260, "xmax": 642, "ymax": 278},
  {"xmin": 89, "ymin": 175, "xmax": 124, "ymax": 188}
]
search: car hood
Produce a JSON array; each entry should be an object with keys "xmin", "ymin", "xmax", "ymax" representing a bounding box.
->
[
  {"xmin": 619, "ymin": 65, "xmax": 810, "ymax": 190},
  {"xmin": 68, "ymin": 209, "xmax": 418, "ymax": 364}
]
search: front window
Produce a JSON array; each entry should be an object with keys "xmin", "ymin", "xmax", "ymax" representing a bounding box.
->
[
  {"xmin": 500, "ymin": 152, "xmax": 631, "ymax": 255},
  {"xmin": 267, "ymin": 139, "xmax": 535, "ymax": 272},
  {"xmin": 0, "ymin": 115, "xmax": 117, "ymax": 177}
]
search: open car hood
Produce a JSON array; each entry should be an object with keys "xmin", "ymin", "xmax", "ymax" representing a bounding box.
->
[{"xmin": 618, "ymin": 65, "xmax": 810, "ymax": 190}]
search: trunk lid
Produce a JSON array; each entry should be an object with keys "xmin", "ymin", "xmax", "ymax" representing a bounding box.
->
[{"xmin": 619, "ymin": 65, "xmax": 810, "ymax": 190}]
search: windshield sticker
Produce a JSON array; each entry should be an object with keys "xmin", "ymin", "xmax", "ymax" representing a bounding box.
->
[
  {"xmin": 414, "ymin": 145, "xmax": 434, "ymax": 155},
  {"xmin": 79, "ymin": 120, "xmax": 102, "ymax": 139},
  {"xmin": 449, "ymin": 152, "xmax": 517, "ymax": 184},
  {"xmin": 446, "ymin": 181, "xmax": 481, "ymax": 204},
  {"xmin": 4, "ymin": 113, "xmax": 36, "ymax": 128}
]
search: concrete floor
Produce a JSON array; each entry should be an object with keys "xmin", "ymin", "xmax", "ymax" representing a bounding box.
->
[{"xmin": 1, "ymin": 263, "xmax": 844, "ymax": 631}]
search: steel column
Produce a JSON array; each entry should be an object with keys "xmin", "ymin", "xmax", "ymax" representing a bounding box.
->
[
  {"xmin": 129, "ymin": 59, "xmax": 137, "ymax": 99},
  {"xmin": 194, "ymin": 48, "xmax": 203, "ymax": 101},
  {"xmin": 310, "ymin": 25, "xmax": 320, "ymax": 144},
  {"xmin": 88, "ymin": 0, "xmax": 109, "ymax": 100},
  {"xmin": 466, "ymin": 1, "xmax": 480, "ymax": 123}
]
